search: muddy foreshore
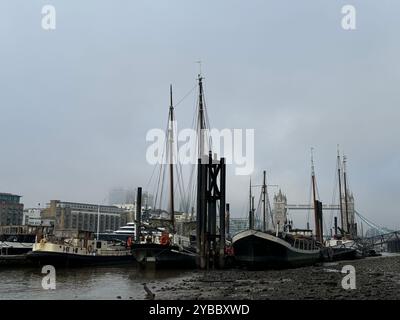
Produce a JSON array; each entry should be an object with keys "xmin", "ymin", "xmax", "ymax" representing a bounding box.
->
[{"xmin": 151, "ymin": 255, "xmax": 400, "ymax": 300}]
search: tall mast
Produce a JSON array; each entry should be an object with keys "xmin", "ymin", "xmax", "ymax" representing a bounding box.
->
[
  {"xmin": 337, "ymin": 146, "xmax": 345, "ymax": 234},
  {"xmin": 311, "ymin": 148, "xmax": 319, "ymax": 241},
  {"xmin": 198, "ymin": 75, "xmax": 207, "ymax": 158},
  {"xmin": 252, "ymin": 195, "xmax": 255, "ymax": 229},
  {"xmin": 168, "ymin": 85, "xmax": 175, "ymax": 233},
  {"xmin": 343, "ymin": 154, "xmax": 350, "ymax": 237},
  {"xmin": 262, "ymin": 170, "xmax": 267, "ymax": 232},
  {"xmin": 311, "ymin": 148, "xmax": 317, "ymax": 204},
  {"xmin": 249, "ymin": 179, "xmax": 253, "ymax": 230}
]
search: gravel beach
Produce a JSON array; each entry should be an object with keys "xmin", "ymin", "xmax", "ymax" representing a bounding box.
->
[{"xmin": 153, "ymin": 255, "xmax": 400, "ymax": 300}]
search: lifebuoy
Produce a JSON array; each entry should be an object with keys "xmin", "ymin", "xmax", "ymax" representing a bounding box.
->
[{"xmin": 160, "ymin": 234, "xmax": 170, "ymax": 245}]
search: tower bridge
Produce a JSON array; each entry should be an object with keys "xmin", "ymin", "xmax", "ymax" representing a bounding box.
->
[{"xmin": 286, "ymin": 204, "xmax": 340, "ymax": 211}]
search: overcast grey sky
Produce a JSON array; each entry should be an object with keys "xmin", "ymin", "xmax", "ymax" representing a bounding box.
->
[{"xmin": 0, "ymin": 1, "xmax": 399, "ymax": 230}]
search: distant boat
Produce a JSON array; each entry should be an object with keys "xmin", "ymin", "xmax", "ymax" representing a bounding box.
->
[
  {"xmin": 27, "ymin": 231, "xmax": 134, "ymax": 267},
  {"xmin": 324, "ymin": 149, "xmax": 359, "ymax": 261},
  {"xmin": 0, "ymin": 236, "xmax": 35, "ymax": 256},
  {"xmin": 98, "ymin": 222, "xmax": 136, "ymax": 242},
  {"xmin": 325, "ymin": 238, "xmax": 358, "ymax": 261},
  {"xmin": 0, "ymin": 225, "xmax": 52, "ymax": 256}
]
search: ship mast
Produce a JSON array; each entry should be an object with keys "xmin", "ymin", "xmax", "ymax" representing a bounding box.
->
[
  {"xmin": 262, "ymin": 170, "xmax": 267, "ymax": 232},
  {"xmin": 249, "ymin": 179, "xmax": 254, "ymax": 230},
  {"xmin": 311, "ymin": 148, "xmax": 320, "ymax": 242},
  {"xmin": 337, "ymin": 146, "xmax": 345, "ymax": 235},
  {"xmin": 198, "ymin": 74, "xmax": 205, "ymax": 159},
  {"xmin": 168, "ymin": 85, "xmax": 175, "ymax": 233},
  {"xmin": 311, "ymin": 148, "xmax": 317, "ymax": 204},
  {"xmin": 197, "ymin": 74, "xmax": 207, "ymax": 158},
  {"xmin": 343, "ymin": 154, "xmax": 350, "ymax": 237}
]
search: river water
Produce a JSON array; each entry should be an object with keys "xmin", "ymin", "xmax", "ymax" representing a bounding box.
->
[{"xmin": 0, "ymin": 265, "xmax": 190, "ymax": 300}]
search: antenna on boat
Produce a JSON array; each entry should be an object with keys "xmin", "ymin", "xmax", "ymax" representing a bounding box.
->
[{"xmin": 196, "ymin": 60, "xmax": 202, "ymax": 76}]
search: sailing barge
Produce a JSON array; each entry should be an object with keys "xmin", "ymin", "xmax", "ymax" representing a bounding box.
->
[
  {"xmin": 233, "ymin": 229, "xmax": 321, "ymax": 268},
  {"xmin": 130, "ymin": 85, "xmax": 197, "ymax": 269},
  {"xmin": 324, "ymin": 150, "xmax": 359, "ymax": 261},
  {"xmin": 232, "ymin": 171, "xmax": 321, "ymax": 269}
]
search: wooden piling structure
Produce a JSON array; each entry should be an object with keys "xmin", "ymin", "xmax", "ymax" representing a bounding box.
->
[
  {"xmin": 196, "ymin": 153, "xmax": 226, "ymax": 269},
  {"xmin": 314, "ymin": 200, "xmax": 323, "ymax": 243}
]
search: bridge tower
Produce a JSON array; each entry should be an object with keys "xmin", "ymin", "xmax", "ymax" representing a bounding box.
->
[{"xmin": 273, "ymin": 190, "xmax": 287, "ymax": 232}]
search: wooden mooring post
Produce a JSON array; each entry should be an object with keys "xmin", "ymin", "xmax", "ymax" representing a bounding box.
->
[{"xmin": 196, "ymin": 152, "xmax": 226, "ymax": 269}]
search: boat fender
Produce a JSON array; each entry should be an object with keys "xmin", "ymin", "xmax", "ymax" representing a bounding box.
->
[
  {"xmin": 328, "ymin": 247, "xmax": 334, "ymax": 261},
  {"xmin": 126, "ymin": 237, "xmax": 132, "ymax": 247}
]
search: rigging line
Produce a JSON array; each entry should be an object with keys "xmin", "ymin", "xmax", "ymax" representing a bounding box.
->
[
  {"xmin": 307, "ymin": 175, "xmax": 312, "ymax": 227},
  {"xmin": 188, "ymin": 166, "xmax": 197, "ymax": 212},
  {"xmin": 148, "ymin": 114, "xmax": 170, "ymax": 208},
  {"xmin": 355, "ymin": 210, "xmax": 390, "ymax": 233},
  {"xmin": 145, "ymin": 157, "xmax": 159, "ymax": 193},
  {"xmin": 152, "ymin": 114, "xmax": 169, "ymax": 210},
  {"xmin": 174, "ymin": 162, "xmax": 187, "ymax": 212},
  {"xmin": 183, "ymin": 100, "xmax": 198, "ymax": 211},
  {"xmin": 155, "ymin": 115, "xmax": 171, "ymax": 211},
  {"xmin": 160, "ymin": 159, "xmax": 168, "ymax": 211},
  {"xmin": 153, "ymin": 161, "xmax": 163, "ymax": 211},
  {"xmin": 200, "ymin": 81, "xmax": 213, "ymax": 151},
  {"xmin": 174, "ymin": 84, "xmax": 197, "ymax": 108},
  {"xmin": 185, "ymin": 168, "xmax": 194, "ymax": 210},
  {"xmin": 323, "ymin": 213, "xmax": 329, "ymax": 238},
  {"xmin": 173, "ymin": 177, "xmax": 182, "ymax": 211},
  {"xmin": 185, "ymin": 89, "xmax": 201, "ymax": 212},
  {"xmin": 172, "ymin": 126, "xmax": 188, "ymax": 211},
  {"xmin": 181, "ymin": 166, "xmax": 193, "ymax": 210},
  {"xmin": 355, "ymin": 212, "xmax": 385, "ymax": 234},
  {"xmin": 153, "ymin": 146, "xmax": 166, "ymax": 211},
  {"xmin": 265, "ymin": 185, "xmax": 274, "ymax": 229},
  {"xmin": 178, "ymin": 86, "xmax": 200, "ymax": 213},
  {"xmin": 269, "ymin": 200, "xmax": 274, "ymax": 229},
  {"xmin": 315, "ymin": 181, "xmax": 321, "ymax": 202},
  {"xmin": 255, "ymin": 190, "xmax": 263, "ymax": 229}
]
